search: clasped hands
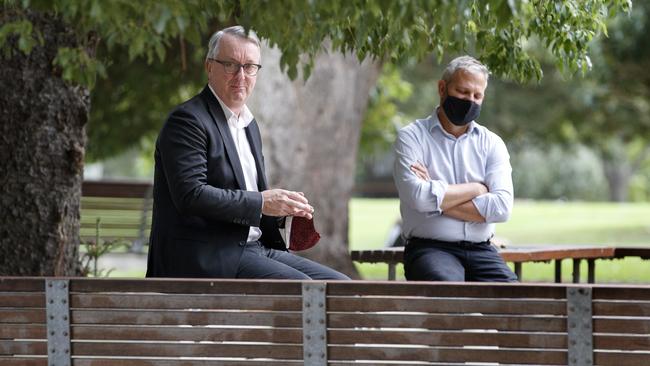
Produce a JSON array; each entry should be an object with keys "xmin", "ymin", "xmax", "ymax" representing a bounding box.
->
[{"xmin": 261, "ymin": 189, "xmax": 314, "ymax": 219}]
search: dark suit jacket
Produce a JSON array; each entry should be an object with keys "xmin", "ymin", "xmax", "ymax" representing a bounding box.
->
[{"xmin": 146, "ymin": 86, "xmax": 286, "ymax": 278}]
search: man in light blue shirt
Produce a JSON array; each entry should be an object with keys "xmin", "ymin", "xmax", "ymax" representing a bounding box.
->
[{"xmin": 393, "ymin": 55, "xmax": 517, "ymax": 282}]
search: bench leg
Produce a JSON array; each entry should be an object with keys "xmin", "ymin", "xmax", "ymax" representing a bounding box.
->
[
  {"xmin": 587, "ymin": 259, "xmax": 596, "ymax": 283},
  {"xmin": 514, "ymin": 262, "xmax": 522, "ymax": 281},
  {"xmin": 388, "ymin": 263, "xmax": 396, "ymax": 281},
  {"xmin": 572, "ymin": 259, "xmax": 581, "ymax": 283},
  {"xmin": 555, "ymin": 259, "xmax": 562, "ymax": 283}
]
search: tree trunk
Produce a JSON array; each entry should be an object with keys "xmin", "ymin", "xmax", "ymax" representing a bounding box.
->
[
  {"xmin": 248, "ymin": 44, "xmax": 381, "ymax": 278},
  {"xmin": 602, "ymin": 159, "xmax": 631, "ymax": 202},
  {"xmin": 600, "ymin": 138, "xmax": 632, "ymax": 202},
  {"xmin": 0, "ymin": 10, "xmax": 88, "ymax": 275}
]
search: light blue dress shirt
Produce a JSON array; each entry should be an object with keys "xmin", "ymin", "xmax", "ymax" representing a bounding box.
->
[{"xmin": 393, "ymin": 110, "xmax": 513, "ymax": 243}]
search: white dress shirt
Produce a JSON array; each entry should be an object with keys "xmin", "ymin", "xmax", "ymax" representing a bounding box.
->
[
  {"xmin": 209, "ymin": 85, "xmax": 262, "ymax": 243},
  {"xmin": 393, "ymin": 109, "xmax": 514, "ymax": 243}
]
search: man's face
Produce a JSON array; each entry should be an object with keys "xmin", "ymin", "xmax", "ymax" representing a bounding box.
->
[
  {"xmin": 438, "ymin": 68, "xmax": 488, "ymax": 105},
  {"xmin": 206, "ymin": 34, "xmax": 261, "ymax": 112}
]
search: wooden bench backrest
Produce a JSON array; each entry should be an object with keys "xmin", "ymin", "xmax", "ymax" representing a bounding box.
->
[
  {"xmin": 2, "ymin": 278, "xmax": 649, "ymax": 365},
  {"xmin": 80, "ymin": 181, "xmax": 153, "ymax": 244}
]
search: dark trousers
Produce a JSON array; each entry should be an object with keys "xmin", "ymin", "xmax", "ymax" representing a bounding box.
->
[
  {"xmin": 404, "ymin": 238, "xmax": 518, "ymax": 282},
  {"xmin": 236, "ymin": 241, "xmax": 350, "ymax": 280}
]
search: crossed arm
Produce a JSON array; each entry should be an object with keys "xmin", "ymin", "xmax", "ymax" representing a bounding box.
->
[
  {"xmin": 393, "ymin": 128, "xmax": 513, "ymax": 224},
  {"xmin": 410, "ymin": 162, "xmax": 487, "ymax": 222}
]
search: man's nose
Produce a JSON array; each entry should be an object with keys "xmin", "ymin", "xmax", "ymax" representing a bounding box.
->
[{"xmin": 234, "ymin": 66, "xmax": 246, "ymax": 77}]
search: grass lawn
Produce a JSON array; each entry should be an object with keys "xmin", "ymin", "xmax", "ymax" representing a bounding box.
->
[{"xmin": 349, "ymin": 198, "xmax": 650, "ymax": 283}]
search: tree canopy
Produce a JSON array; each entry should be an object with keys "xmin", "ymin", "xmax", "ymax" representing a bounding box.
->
[
  {"xmin": 3, "ymin": 0, "xmax": 631, "ymax": 126},
  {"xmin": 4, "ymin": 0, "xmax": 630, "ymax": 82}
]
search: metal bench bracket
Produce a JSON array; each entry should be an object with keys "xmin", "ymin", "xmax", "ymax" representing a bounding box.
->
[
  {"xmin": 567, "ymin": 286, "xmax": 593, "ymax": 366},
  {"xmin": 302, "ymin": 282, "xmax": 327, "ymax": 365},
  {"xmin": 46, "ymin": 278, "xmax": 71, "ymax": 366}
]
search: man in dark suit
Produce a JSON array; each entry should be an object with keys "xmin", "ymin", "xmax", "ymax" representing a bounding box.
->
[{"xmin": 146, "ymin": 26, "xmax": 348, "ymax": 280}]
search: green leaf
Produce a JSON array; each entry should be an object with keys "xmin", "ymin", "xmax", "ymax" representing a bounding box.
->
[{"xmin": 0, "ymin": 19, "xmax": 41, "ymax": 55}]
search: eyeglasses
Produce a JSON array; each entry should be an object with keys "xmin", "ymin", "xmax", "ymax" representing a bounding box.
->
[{"xmin": 208, "ymin": 59, "xmax": 262, "ymax": 76}]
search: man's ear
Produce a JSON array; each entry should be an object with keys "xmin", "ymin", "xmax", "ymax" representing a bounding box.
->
[
  {"xmin": 438, "ymin": 80, "xmax": 446, "ymax": 100},
  {"xmin": 205, "ymin": 60, "xmax": 211, "ymax": 74}
]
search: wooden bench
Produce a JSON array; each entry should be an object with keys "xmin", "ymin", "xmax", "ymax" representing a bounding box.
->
[
  {"xmin": 81, "ymin": 180, "xmax": 153, "ymax": 252},
  {"xmin": 2, "ymin": 277, "xmax": 650, "ymax": 365},
  {"xmin": 351, "ymin": 245, "xmax": 650, "ymax": 282}
]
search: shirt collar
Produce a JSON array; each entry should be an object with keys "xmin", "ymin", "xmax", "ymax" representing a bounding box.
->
[
  {"xmin": 208, "ymin": 84, "xmax": 254, "ymax": 129},
  {"xmin": 429, "ymin": 107, "xmax": 478, "ymax": 136}
]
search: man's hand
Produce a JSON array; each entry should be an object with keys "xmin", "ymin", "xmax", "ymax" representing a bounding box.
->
[
  {"xmin": 410, "ymin": 161, "xmax": 431, "ymax": 181},
  {"xmin": 261, "ymin": 189, "xmax": 314, "ymax": 219}
]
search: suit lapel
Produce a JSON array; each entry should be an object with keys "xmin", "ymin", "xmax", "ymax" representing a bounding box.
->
[
  {"xmin": 201, "ymin": 87, "xmax": 247, "ymax": 190},
  {"xmin": 246, "ymin": 121, "xmax": 268, "ymax": 191}
]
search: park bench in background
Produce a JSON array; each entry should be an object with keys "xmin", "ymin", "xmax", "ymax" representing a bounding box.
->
[
  {"xmin": 81, "ymin": 180, "xmax": 153, "ymax": 253},
  {"xmin": 2, "ymin": 277, "xmax": 650, "ymax": 365},
  {"xmin": 351, "ymin": 245, "xmax": 650, "ymax": 282}
]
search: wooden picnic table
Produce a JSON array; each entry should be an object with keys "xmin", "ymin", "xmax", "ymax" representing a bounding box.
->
[{"xmin": 351, "ymin": 245, "xmax": 650, "ymax": 283}]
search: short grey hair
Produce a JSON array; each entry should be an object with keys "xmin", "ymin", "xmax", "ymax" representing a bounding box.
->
[
  {"xmin": 441, "ymin": 55, "xmax": 490, "ymax": 84},
  {"xmin": 205, "ymin": 25, "xmax": 261, "ymax": 61}
]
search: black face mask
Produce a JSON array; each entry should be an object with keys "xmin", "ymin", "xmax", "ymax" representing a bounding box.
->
[{"xmin": 441, "ymin": 94, "xmax": 481, "ymax": 126}]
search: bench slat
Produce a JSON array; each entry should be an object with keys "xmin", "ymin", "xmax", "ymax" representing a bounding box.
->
[
  {"xmin": 328, "ymin": 282, "xmax": 567, "ymax": 298},
  {"xmin": 0, "ymin": 278, "xmax": 44, "ymax": 292},
  {"xmin": 73, "ymin": 360, "xmax": 301, "ymax": 366},
  {"xmin": 0, "ymin": 324, "xmax": 46, "ymax": 340},
  {"xmin": 351, "ymin": 246, "xmax": 620, "ymax": 263},
  {"xmin": 613, "ymin": 247, "xmax": 650, "ymax": 259},
  {"xmin": 0, "ymin": 293, "xmax": 44, "ymax": 307},
  {"xmin": 0, "ymin": 340, "xmax": 47, "ymax": 356},
  {"xmin": 593, "ymin": 300, "xmax": 650, "ymax": 316},
  {"xmin": 71, "ymin": 325, "xmax": 302, "ymax": 343},
  {"xmin": 501, "ymin": 247, "xmax": 616, "ymax": 262},
  {"xmin": 593, "ymin": 286, "xmax": 650, "ymax": 301},
  {"xmin": 70, "ymin": 279, "xmax": 302, "ymax": 295},
  {"xmin": 328, "ymin": 297, "xmax": 565, "ymax": 315},
  {"xmin": 0, "ymin": 358, "xmax": 47, "ymax": 366},
  {"xmin": 0, "ymin": 309, "xmax": 45, "ymax": 324},
  {"xmin": 72, "ymin": 342, "xmax": 303, "ymax": 359},
  {"xmin": 71, "ymin": 294, "xmax": 301, "ymax": 311},
  {"xmin": 595, "ymin": 351, "xmax": 650, "ymax": 366},
  {"xmin": 82, "ymin": 202, "xmax": 151, "ymax": 210},
  {"xmin": 327, "ymin": 345, "xmax": 566, "ymax": 365},
  {"xmin": 328, "ymin": 329, "xmax": 566, "ymax": 348},
  {"xmin": 595, "ymin": 334, "xmax": 650, "ymax": 351},
  {"xmin": 80, "ymin": 223, "xmax": 144, "ymax": 230},
  {"xmin": 594, "ymin": 318, "xmax": 650, "ymax": 334},
  {"xmin": 328, "ymin": 313, "xmax": 566, "ymax": 332},
  {"xmin": 82, "ymin": 181, "xmax": 152, "ymax": 198},
  {"xmin": 71, "ymin": 310, "xmax": 302, "ymax": 327},
  {"xmin": 80, "ymin": 236, "xmax": 142, "ymax": 242}
]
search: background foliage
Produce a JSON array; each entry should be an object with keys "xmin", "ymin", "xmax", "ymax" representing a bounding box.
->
[{"xmin": 2, "ymin": 0, "xmax": 631, "ymax": 162}]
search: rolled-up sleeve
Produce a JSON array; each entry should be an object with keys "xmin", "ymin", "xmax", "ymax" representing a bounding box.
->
[
  {"xmin": 472, "ymin": 136, "xmax": 513, "ymax": 223},
  {"xmin": 393, "ymin": 128, "xmax": 448, "ymax": 215}
]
